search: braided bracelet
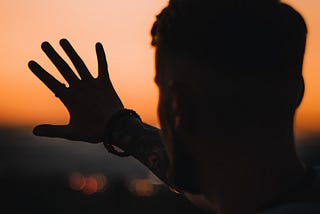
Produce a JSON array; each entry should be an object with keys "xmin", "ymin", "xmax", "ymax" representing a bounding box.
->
[{"xmin": 103, "ymin": 109, "xmax": 142, "ymax": 157}]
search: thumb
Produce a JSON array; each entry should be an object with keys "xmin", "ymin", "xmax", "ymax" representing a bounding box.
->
[{"xmin": 33, "ymin": 124, "xmax": 71, "ymax": 139}]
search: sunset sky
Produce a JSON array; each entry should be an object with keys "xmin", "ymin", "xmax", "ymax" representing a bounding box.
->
[{"xmin": 0, "ymin": 0, "xmax": 319, "ymax": 137}]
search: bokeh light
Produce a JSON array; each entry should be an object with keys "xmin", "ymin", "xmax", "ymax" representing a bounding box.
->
[
  {"xmin": 68, "ymin": 172, "xmax": 108, "ymax": 195},
  {"xmin": 82, "ymin": 176, "xmax": 99, "ymax": 195},
  {"xmin": 128, "ymin": 178, "xmax": 157, "ymax": 197},
  {"xmin": 69, "ymin": 172, "xmax": 86, "ymax": 191}
]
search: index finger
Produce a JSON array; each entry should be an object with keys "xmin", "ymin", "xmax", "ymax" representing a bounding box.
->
[
  {"xmin": 96, "ymin": 42, "xmax": 110, "ymax": 82},
  {"xmin": 28, "ymin": 60, "xmax": 66, "ymax": 95}
]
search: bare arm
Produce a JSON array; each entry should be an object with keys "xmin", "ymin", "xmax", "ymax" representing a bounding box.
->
[{"xmin": 104, "ymin": 113, "xmax": 171, "ymax": 185}]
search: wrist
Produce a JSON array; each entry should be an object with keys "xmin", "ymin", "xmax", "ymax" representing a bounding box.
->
[{"xmin": 103, "ymin": 109, "xmax": 144, "ymax": 157}]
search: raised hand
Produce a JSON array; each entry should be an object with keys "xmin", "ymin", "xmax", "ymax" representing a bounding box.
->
[{"xmin": 28, "ymin": 39, "xmax": 124, "ymax": 143}]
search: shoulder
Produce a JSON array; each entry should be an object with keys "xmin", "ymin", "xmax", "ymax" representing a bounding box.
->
[
  {"xmin": 302, "ymin": 166, "xmax": 320, "ymax": 200},
  {"xmin": 260, "ymin": 166, "xmax": 320, "ymax": 214},
  {"xmin": 313, "ymin": 166, "xmax": 320, "ymax": 189},
  {"xmin": 259, "ymin": 203, "xmax": 320, "ymax": 214}
]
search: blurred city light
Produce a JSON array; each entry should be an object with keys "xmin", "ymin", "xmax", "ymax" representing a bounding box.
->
[
  {"xmin": 82, "ymin": 176, "xmax": 98, "ymax": 195},
  {"xmin": 128, "ymin": 178, "xmax": 156, "ymax": 197},
  {"xmin": 69, "ymin": 172, "xmax": 86, "ymax": 191},
  {"xmin": 68, "ymin": 172, "xmax": 107, "ymax": 195},
  {"xmin": 93, "ymin": 174, "xmax": 108, "ymax": 192}
]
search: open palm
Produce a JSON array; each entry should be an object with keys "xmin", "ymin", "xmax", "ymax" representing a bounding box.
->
[{"xmin": 28, "ymin": 39, "xmax": 124, "ymax": 143}]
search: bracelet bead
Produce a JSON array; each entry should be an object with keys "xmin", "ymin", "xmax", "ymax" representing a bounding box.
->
[{"xmin": 103, "ymin": 109, "xmax": 142, "ymax": 157}]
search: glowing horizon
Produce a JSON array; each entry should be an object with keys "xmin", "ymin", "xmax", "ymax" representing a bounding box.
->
[{"xmin": 1, "ymin": 0, "xmax": 320, "ymax": 137}]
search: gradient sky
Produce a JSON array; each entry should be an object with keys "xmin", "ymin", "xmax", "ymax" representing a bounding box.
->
[{"xmin": 0, "ymin": 0, "xmax": 319, "ymax": 136}]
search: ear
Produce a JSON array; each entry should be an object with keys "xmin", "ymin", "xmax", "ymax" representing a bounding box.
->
[{"xmin": 169, "ymin": 82, "xmax": 197, "ymax": 134}]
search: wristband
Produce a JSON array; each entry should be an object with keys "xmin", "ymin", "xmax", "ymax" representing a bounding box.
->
[{"xmin": 103, "ymin": 109, "xmax": 142, "ymax": 157}]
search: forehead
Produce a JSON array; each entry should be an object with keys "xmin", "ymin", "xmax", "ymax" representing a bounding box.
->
[
  {"xmin": 154, "ymin": 49, "xmax": 260, "ymax": 98},
  {"xmin": 154, "ymin": 47, "xmax": 218, "ymax": 87},
  {"xmin": 154, "ymin": 47, "xmax": 172, "ymax": 86},
  {"xmin": 154, "ymin": 47, "xmax": 193, "ymax": 86}
]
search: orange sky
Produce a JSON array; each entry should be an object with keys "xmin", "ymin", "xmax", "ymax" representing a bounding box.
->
[{"xmin": 0, "ymin": 0, "xmax": 319, "ymax": 136}]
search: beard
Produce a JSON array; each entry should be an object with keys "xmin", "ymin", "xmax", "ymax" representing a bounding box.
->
[
  {"xmin": 172, "ymin": 131, "xmax": 202, "ymax": 195},
  {"xmin": 158, "ymin": 96, "xmax": 202, "ymax": 194}
]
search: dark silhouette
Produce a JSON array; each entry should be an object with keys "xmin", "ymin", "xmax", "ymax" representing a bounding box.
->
[{"xmin": 28, "ymin": 0, "xmax": 320, "ymax": 213}]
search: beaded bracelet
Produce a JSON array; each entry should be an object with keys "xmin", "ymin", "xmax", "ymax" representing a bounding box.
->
[{"xmin": 103, "ymin": 109, "xmax": 142, "ymax": 157}]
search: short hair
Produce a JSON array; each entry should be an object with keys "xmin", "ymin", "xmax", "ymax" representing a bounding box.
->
[
  {"xmin": 151, "ymin": 0, "xmax": 306, "ymax": 70},
  {"xmin": 151, "ymin": 0, "xmax": 307, "ymax": 111}
]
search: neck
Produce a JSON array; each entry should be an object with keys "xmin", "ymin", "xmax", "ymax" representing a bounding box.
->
[{"xmin": 194, "ymin": 130, "xmax": 306, "ymax": 214}]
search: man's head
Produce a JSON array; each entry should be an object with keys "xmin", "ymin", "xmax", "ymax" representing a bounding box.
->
[{"xmin": 151, "ymin": 0, "xmax": 307, "ymax": 194}]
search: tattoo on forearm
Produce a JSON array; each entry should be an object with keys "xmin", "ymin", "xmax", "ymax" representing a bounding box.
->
[
  {"xmin": 109, "ymin": 118, "xmax": 170, "ymax": 185},
  {"xmin": 131, "ymin": 128, "xmax": 169, "ymax": 182}
]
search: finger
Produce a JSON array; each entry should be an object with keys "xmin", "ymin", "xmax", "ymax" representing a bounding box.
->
[
  {"xmin": 28, "ymin": 60, "xmax": 66, "ymax": 95},
  {"xmin": 33, "ymin": 124, "xmax": 71, "ymax": 139},
  {"xmin": 60, "ymin": 39, "xmax": 94, "ymax": 80},
  {"xmin": 96, "ymin": 42, "xmax": 110, "ymax": 82},
  {"xmin": 41, "ymin": 41, "xmax": 79, "ymax": 85}
]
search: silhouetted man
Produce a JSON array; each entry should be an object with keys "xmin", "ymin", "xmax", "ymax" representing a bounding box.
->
[{"xmin": 28, "ymin": 0, "xmax": 320, "ymax": 213}]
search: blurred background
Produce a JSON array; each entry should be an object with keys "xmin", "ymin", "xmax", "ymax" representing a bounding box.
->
[{"xmin": 0, "ymin": 0, "xmax": 320, "ymax": 213}]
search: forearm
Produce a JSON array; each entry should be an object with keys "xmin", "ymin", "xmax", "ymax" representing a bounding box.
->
[{"xmin": 104, "ymin": 113, "xmax": 171, "ymax": 186}]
